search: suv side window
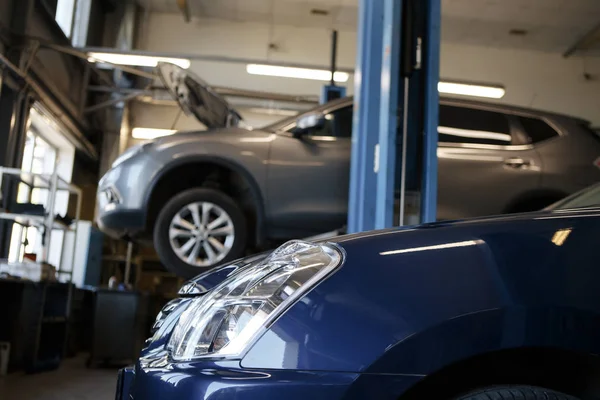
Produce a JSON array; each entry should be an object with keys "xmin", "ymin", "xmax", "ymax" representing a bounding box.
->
[
  {"xmin": 519, "ymin": 116, "xmax": 559, "ymax": 143},
  {"xmin": 330, "ymin": 105, "xmax": 353, "ymax": 138},
  {"xmin": 289, "ymin": 105, "xmax": 353, "ymax": 138},
  {"xmin": 439, "ymin": 105, "xmax": 513, "ymax": 146}
]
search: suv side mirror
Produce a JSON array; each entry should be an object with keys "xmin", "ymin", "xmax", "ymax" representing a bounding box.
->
[{"xmin": 295, "ymin": 113, "xmax": 326, "ymax": 136}]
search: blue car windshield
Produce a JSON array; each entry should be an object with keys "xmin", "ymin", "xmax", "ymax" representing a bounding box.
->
[{"xmin": 549, "ymin": 184, "xmax": 600, "ymax": 210}]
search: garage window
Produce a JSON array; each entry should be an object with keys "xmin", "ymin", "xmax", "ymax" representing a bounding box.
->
[
  {"xmin": 519, "ymin": 116, "xmax": 559, "ymax": 143},
  {"xmin": 8, "ymin": 105, "xmax": 76, "ymax": 271},
  {"xmin": 43, "ymin": 0, "xmax": 91, "ymax": 46},
  {"xmin": 330, "ymin": 106, "xmax": 353, "ymax": 138},
  {"xmin": 438, "ymin": 105, "xmax": 513, "ymax": 146}
]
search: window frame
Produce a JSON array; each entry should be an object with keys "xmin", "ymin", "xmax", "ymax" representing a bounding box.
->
[
  {"xmin": 513, "ymin": 115, "xmax": 563, "ymax": 146},
  {"xmin": 438, "ymin": 100, "xmax": 566, "ymax": 151},
  {"xmin": 279, "ymin": 102, "xmax": 353, "ymax": 142},
  {"xmin": 438, "ymin": 104, "xmax": 516, "ymax": 147},
  {"xmin": 54, "ymin": 0, "xmax": 78, "ymax": 39},
  {"xmin": 8, "ymin": 128, "xmax": 59, "ymax": 263}
]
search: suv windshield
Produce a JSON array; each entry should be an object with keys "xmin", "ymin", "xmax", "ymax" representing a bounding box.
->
[{"xmin": 548, "ymin": 184, "xmax": 600, "ymax": 211}]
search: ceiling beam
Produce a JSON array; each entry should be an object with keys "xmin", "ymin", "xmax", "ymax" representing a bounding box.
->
[{"xmin": 563, "ymin": 21, "xmax": 600, "ymax": 58}]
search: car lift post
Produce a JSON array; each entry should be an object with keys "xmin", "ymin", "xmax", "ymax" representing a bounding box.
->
[
  {"xmin": 347, "ymin": 0, "xmax": 384, "ymax": 233},
  {"xmin": 347, "ymin": 0, "xmax": 441, "ymax": 233}
]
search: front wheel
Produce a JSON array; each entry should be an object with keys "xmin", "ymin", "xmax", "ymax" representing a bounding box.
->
[
  {"xmin": 456, "ymin": 386, "xmax": 579, "ymax": 400},
  {"xmin": 154, "ymin": 188, "xmax": 247, "ymax": 278}
]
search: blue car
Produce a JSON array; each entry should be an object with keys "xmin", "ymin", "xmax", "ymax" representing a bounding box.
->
[{"xmin": 117, "ymin": 184, "xmax": 600, "ymax": 400}]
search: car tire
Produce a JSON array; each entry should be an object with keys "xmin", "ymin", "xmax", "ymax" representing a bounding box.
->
[
  {"xmin": 154, "ymin": 188, "xmax": 247, "ymax": 279},
  {"xmin": 455, "ymin": 386, "xmax": 579, "ymax": 400}
]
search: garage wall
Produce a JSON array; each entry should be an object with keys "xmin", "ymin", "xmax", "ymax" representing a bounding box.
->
[
  {"xmin": 137, "ymin": 14, "xmax": 356, "ymax": 96},
  {"xmin": 442, "ymin": 43, "xmax": 600, "ymax": 126},
  {"xmin": 135, "ymin": 13, "xmax": 600, "ymax": 128}
]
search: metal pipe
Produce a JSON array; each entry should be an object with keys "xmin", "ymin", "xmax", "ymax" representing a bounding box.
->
[
  {"xmin": 77, "ymin": 46, "xmax": 356, "ymax": 74},
  {"xmin": 83, "ymin": 91, "xmax": 142, "ymax": 114},
  {"xmin": 43, "ymin": 172, "xmax": 59, "ymax": 263},
  {"xmin": 176, "ymin": 0, "xmax": 191, "ymax": 22},
  {"xmin": 70, "ymin": 187, "xmax": 82, "ymax": 283},
  {"xmin": 212, "ymin": 87, "xmax": 319, "ymax": 104},
  {"xmin": 124, "ymin": 242, "xmax": 133, "ymax": 286},
  {"xmin": 420, "ymin": 0, "xmax": 441, "ymax": 224},
  {"xmin": 78, "ymin": 64, "xmax": 91, "ymax": 117},
  {"xmin": 330, "ymin": 30, "xmax": 338, "ymax": 86},
  {"xmin": 40, "ymin": 43, "xmax": 117, "ymax": 87},
  {"xmin": 45, "ymin": 43, "xmax": 156, "ymax": 80},
  {"xmin": 398, "ymin": 79, "xmax": 409, "ymax": 226},
  {"xmin": 87, "ymin": 85, "xmax": 319, "ymax": 104},
  {"xmin": 87, "ymin": 86, "xmax": 148, "ymax": 94}
]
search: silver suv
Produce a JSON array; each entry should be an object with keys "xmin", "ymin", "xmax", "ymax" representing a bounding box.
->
[{"xmin": 97, "ymin": 64, "xmax": 600, "ymax": 277}]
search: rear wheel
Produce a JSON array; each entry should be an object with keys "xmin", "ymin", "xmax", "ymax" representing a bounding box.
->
[
  {"xmin": 455, "ymin": 386, "xmax": 579, "ymax": 400},
  {"xmin": 154, "ymin": 188, "xmax": 247, "ymax": 278}
]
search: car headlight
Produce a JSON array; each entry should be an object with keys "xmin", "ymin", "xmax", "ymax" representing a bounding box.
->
[
  {"xmin": 151, "ymin": 298, "xmax": 187, "ymax": 335},
  {"xmin": 167, "ymin": 240, "xmax": 343, "ymax": 361}
]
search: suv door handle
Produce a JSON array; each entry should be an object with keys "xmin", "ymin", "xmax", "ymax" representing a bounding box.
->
[{"xmin": 504, "ymin": 157, "xmax": 531, "ymax": 168}]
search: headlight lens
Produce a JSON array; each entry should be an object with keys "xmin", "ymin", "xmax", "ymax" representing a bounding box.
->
[
  {"xmin": 167, "ymin": 240, "xmax": 342, "ymax": 360},
  {"xmin": 151, "ymin": 298, "xmax": 186, "ymax": 335}
]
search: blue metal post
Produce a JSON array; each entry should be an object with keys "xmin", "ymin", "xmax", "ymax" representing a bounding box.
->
[
  {"xmin": 420, "ymin": 0, "xmax": 441, "ymax": 223},
  {"xmin": 375, "ymin": 0, "xmax": 403, "ymax": 229},
  {"xmin": 347, "ymin": 0, "xmax": 384, "ymax": 233}
]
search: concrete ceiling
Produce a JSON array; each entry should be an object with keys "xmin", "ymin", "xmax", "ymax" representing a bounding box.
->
[{"xmin": 138, "ymin": 0, "xmax": 600, "ymax": 54}]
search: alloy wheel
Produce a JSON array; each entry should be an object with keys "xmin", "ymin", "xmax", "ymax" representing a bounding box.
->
[{"xmin": 168, "ymin": 201, "xmax": 235, "ymax": 267}]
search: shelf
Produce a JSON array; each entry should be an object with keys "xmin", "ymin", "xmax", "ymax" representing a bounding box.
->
[
  {"xmin": 0, "ymin": 168, "xmax": 81, "ymax": 194},
  {"xmin": 0, "ymin": 168, "xmax": 82, "ymax": 282},
  {"xmin": 0, "ymin": 213, "xmax": 73, "ymax": 231}
]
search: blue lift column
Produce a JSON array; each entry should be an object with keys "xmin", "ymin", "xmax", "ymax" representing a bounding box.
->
[
  {"xmin": 347, "ymin": 0, "xmax": 441, "ymax": 233},
  {"xmin": 347, "ymin": 0, "xmax": 384, "ymax": 233}
]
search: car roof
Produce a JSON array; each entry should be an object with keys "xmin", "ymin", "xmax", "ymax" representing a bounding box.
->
[
  {"xmin": 317, "ymin": 96, "xmax": 589, "ymax": 124},
  {"xmin": 263, "ymin": 95, "xmax": 590, "ymax": 132}
]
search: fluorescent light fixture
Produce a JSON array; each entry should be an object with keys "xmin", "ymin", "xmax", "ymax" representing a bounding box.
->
[
  {"xmin": 438, "ymin": 82, "xmax": 505, "ymax": 99},
  {"xmin": 246, "ymin": 64, "xmax": 349, "ymax": 83},
  {"xmin": 87, "ymin": 52, "xmax": 191, "ymax": 69},
  {"xmin": 132, "ymin": 128, "xmax": 177, "ymax": 140}
]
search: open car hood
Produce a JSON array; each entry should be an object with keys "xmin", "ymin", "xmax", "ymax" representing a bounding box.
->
[{"xmin": 157, "ymin": 62, "xmax": 243, "ymax": 129}]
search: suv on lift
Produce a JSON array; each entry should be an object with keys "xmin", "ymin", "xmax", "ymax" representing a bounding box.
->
[{"xmin": 97, "ymin": 63, "xmax": 600, "ymax": 277}]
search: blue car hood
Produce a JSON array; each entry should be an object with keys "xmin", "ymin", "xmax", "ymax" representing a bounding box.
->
[{"xmin": 181, "ymin": 209, "xmax": 599, "ymax": 297}]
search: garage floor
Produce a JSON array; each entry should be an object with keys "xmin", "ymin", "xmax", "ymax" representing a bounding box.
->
[{"xmin": 0, "ymin": 355, "xmax": 117, "ymax": 400}]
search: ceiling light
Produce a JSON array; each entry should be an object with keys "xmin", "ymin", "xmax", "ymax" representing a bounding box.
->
[
  {"xmin": 438, "ymin": 82, "xmax": 505, "ymax": 99},
  {"xmin": 88, "ymin": 52, "xmax": 191, "ymax": 69},
  {"xmin": 132, "ymin": 128, "xmax": 177, "ymax": 140},
  {"xmin": 246, "ymin": 64, "xmax": 349, "ymax": 83}
]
